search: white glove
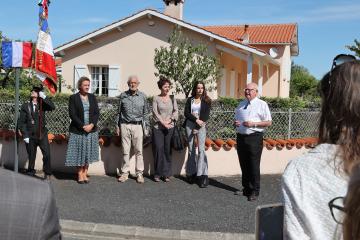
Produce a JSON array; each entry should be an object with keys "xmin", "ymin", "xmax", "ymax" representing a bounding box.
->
[
  {"xmin": 24, "ymin": 138, "xmax": 30, "ymax": 144},
  {"xmin": 39, "ymin": 91, "xmax": 46, "ymax": 99}
]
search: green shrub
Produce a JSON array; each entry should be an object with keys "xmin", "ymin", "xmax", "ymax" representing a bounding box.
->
[{"xmin": 0, "ymin": 88, "xmax": 321, "ymax": 110}]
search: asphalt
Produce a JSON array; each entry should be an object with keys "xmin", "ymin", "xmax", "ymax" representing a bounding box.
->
[{"xmin": 51, "ymin": 173, "xmax": 282, "ymax": 235}]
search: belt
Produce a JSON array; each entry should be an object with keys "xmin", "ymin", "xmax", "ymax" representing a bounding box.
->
[
  {"xmin": 237, "ymin": 131, "xmax": 263, "ymax": 136},
  {"xmin": 123, "ymin": 121, "xmax": 142, "ymax": 125}
]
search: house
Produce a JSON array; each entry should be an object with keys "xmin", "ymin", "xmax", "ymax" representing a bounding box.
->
[{"xmin": 54, "ymin": 0, "xmax": 298, "ymax": 98}]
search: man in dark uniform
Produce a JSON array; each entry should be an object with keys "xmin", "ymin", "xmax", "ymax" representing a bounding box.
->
[{"xmin": 18, "ymin": 85, "xmax": 55, "ymax": 180}]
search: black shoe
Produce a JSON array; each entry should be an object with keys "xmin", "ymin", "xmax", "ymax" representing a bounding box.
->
[
  {"xmin": 247, "ymin": 194, "xmax": 258, "ymax": 202},
  {"xmin": 186, "ymin": 174, "xmax": 196, "ymax": 184},
  {"xmin": 242, "ymin": 188, "xmax": 252, "ymax": 197},
  {"xmin": 199, "ymin": 177, "xmax": 205, "ymax": 188},
  {"xmin": 26, "ymin": 170, "xmax": 36, "ymax": 176},
  {"xmin": 44, "ymin": 174, "xmax": 52, "ymax": 181},
  {"xmin": 203, "ymin": 175, "xmax": 209, "ymax": 187},
  {"xmin": 199, "ymin": 175, "xmax": 208, "ymax": 188}
]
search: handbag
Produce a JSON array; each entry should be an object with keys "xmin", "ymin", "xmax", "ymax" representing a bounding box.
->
[
  {"xmin": 171, "ymin": 124, "xmax": 184, "ymax": 151},
  {"xmin": 170, "ymin": 95, "xmax": 184, "ymax": 151},
  {"xmin": 141, "ymin": 94, "xmax": 151, "ymax": 144},
  {"xmin": 141, "ymin": 120, "xmax": 151, "ymax": 138},
  {"xmin": 142, "ymin": 120, "xmax": 152, "ymax": 147}
]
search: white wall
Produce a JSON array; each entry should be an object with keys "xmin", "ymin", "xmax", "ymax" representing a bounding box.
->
[{"xmin": 0, "ymin": 140, "xmax": 309, "ymax": 176}]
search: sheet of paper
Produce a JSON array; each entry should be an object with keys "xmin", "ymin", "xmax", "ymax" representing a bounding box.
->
[{"xmin": 235, "ymin": 108, "xmax": 250, "ymax": 122}]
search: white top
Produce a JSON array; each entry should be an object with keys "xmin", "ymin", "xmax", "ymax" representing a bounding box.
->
[
  {"xmin": 234, "ymin": 97, "xmax": 272, "ymax": 134},
  {"xmin": 282, "ymin": 144, "xmax": 347, "ymax": 240},
  {"xmin": 191, "ymin": 101, "xmax": 201, "ymax": 118}
]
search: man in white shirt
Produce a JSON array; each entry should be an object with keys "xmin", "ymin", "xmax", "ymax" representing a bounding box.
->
[{"xmin": 234, "ymin": 82, "xmax": 272, "ymax": 201}]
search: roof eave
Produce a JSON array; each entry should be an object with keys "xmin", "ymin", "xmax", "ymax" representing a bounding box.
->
[
  {"xmin": 290, "ymin": 23, "xmax": 299, "ymax": 56},
  {"xmin": 250, "ymin": 42, "xmax": 292, "ymax": 45},
  {"xmin": 54, "ymin": 9, "xmax": 266, "ymax": 57}
]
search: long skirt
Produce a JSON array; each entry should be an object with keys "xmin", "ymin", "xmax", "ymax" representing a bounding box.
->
[{"xmin": 65, "ymin": 131, "xmax": 99, "ymax": 166}]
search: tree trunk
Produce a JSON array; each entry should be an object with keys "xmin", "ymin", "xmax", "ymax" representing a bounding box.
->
[{"xmin": 184, "ymin": 90, "xmax": 190, "ymax": 98}]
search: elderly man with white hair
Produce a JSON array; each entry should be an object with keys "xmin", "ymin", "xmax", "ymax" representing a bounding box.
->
[
  {"xmin": 116, "ymin": 75, "xmax": 150, "ymax": 184},
  {"xmin": 234, "ymin": 82, "xmax": 272, "ymax": 201}
]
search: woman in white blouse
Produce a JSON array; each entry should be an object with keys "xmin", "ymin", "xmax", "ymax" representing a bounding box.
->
[
  {"xmin": 183, "ymin": 81, "xmax": 211, "ymax": 188},
  {"xmin": 282, "ymin": 58, "xmax": 360, "ymax": 239}
]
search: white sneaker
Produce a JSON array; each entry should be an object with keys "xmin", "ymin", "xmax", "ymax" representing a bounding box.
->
[
  {"xmin": 118, "ymin": 173, "xmax": 129, "ymax": 183},
  {"xmin": 136, "ymin": 174, "xmax": 144, "ymax": 184}
]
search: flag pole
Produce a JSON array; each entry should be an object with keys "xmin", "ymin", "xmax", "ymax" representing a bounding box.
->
[{"xmin": 14, "ymin": 67, "xmax": 20, "ymax": 173}]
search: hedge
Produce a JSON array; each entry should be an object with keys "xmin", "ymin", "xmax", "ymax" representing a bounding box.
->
[{"xmin": 0, "ymin": 88, "xmax": 321, "ymax": 110}]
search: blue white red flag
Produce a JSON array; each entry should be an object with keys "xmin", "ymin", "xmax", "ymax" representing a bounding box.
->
[
  {"xmin": 35, "ymin": 0, "xmax": 57, "ymax": 94},
  {"xmin": 1, "ymin": 41, "xmax": 33, "ymax": 68}
]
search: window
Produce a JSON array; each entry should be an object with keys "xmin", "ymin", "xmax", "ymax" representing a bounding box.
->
[{"xmin": 90, "ymin": 66, "xmax": 109, "ymax": 96}]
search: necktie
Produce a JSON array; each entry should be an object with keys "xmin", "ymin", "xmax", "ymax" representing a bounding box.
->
[{"xmin": 244, "ymin": 101, "xmax": 250, "ymax": 110}]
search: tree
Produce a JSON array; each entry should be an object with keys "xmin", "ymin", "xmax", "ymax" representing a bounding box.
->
[
  {"xmin": 346, "ymin": 39, "xmax": 360, "ymax": 57},
  {"xmin": 290, "ymin": 63, "xmax": 318, "ymax": 98},
  {"xmin": 154, "ymin": 29, "xmax": 221, "ymax": 98}
]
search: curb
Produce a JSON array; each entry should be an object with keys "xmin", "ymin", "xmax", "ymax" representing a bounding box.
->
[{"xmin": 61, "ymin": 219, "xmax": 255, "ymax": 240}]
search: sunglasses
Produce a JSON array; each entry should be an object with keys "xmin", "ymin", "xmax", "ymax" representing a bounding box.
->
[
  {"xmin": 330, "ymin": 54, "xmax": 356, "ymax": 76},
  {"xmin": 328, "ymin": 196, "xmax": 346, "ymax": 224}
]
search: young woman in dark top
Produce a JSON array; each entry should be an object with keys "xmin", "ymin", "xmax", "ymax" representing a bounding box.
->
[{"xmin": 184, "ymin": 81, "xmax": 211, "ymax": 188}]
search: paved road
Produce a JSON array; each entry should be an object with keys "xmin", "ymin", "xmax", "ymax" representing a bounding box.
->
[{"xmin": 52, "ymin": 174, "xmax": 282, "ymax": 234}]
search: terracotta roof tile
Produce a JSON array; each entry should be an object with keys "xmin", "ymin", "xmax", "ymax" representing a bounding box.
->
[{"xmin": 203, "ymin": 23, "xmax": 297, "ymax": 45}]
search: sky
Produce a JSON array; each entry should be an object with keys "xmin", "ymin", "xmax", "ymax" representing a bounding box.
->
[{"xmin": 0, "ymin": 0, "xmax": 359, "ymax": 79}]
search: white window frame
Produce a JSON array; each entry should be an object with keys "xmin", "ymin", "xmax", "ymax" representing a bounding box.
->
[{"xmin": 90, "ymin": 66, "xmax": 109, "ymax": 96}]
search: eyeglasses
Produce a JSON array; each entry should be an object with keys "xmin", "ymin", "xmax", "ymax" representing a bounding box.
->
[
  {"xmin": 328, "ymin": 196, "xmax": 346, "ymax": 224},
  {"xmin": 330, "ymin": 54, "xmax": 356, "ymax": 76},
  {"xmin": 244, "ymin": 88, "xmax": 256, "ymax": 92}
]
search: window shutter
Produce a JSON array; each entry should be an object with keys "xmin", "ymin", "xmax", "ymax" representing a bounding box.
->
[
  {"xmin": 108, "ymin": 65, "xmax": 120, "ymax": 97},
  {"xmin": 73, "ymin": 65, "xmax": 87, "ymax": 93}
]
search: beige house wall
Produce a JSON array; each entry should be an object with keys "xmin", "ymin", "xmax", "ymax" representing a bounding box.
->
[
  {"xmin": 61, "ymin": 16, "xmax": 217, "ymax": 98},
  {"xmin": 219, "ymin": 52, "xmax": 247, "ymax": 98},
  {"xmin": 262, "ymin": 63, "xmax": 280, "ymax": 97},
  {"xmin": 279, "ymin": 45, "xmax": 291, "ymax": 97},
  {"xmin": 59, "ymin": 15, "xmax": 292, "ymax": 99},
  {"xmin": 253, "ymin": 44, "xmax": 291, "ymax": 97},
  {"xmin": 219, "ymin": 49, "xmax": 283, "ymax": 98}
]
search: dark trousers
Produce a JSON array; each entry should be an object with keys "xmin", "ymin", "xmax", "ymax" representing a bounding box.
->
[
  {"xmin": 236, "ymin": 132, "xmax": 264, "ymax": 195},
  {"xmin": 152, "ymin": 127, "xmax": 174, "ymax": 177},
  {"xmin": 25, "ymin": 135, "xmax": 52, "ymax": 175}
]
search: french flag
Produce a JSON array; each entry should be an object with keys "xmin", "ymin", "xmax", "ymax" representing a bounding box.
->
[
  {"xmin": 35, "ymin": 0, "xmax": 57, "ymax": 94},
  {"xmin": 1, "ymin": 41, "xmax": 33, "ymax": 68}
]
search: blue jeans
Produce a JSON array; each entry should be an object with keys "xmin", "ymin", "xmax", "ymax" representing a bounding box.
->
[{"xmin": 185, "ymin": 120, "xmax": 208, "ymax": 176}]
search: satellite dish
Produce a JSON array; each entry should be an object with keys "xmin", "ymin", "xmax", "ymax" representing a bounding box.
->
[{"xmin": 269, "ymin": 47, "xmax": 278, "ymax": 58}]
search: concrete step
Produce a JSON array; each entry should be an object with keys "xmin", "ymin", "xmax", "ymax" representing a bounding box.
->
[{"xmin": 61, "ymin": 219, "xmax": 255, "ymax": 240}]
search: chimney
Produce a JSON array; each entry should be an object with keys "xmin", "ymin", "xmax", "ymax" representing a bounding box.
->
[
  {"xmin": 163, "ymin": 0, "xmax": 184, "ymax": 20},
  {"xmin": 241, "ymin": 24, "xmax": 250, "ymax": 44}
]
